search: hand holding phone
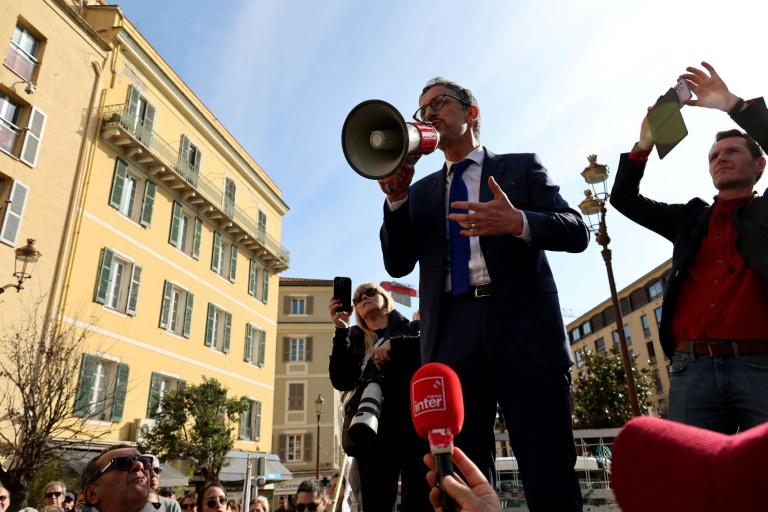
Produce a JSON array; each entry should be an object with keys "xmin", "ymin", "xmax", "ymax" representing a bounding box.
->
[
  {"xmin": 334, "ymin": 277, "xmax": 353, "ymax": 313},
  {"xmin": 674, "ymin": 79, "xmax": 692, "ymax": 105}
]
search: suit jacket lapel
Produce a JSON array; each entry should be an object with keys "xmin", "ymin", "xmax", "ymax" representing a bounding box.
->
[
  {"xmin": 480, "ymin": 148, "xmax": 507, "ymax": 202},
  {"xmin": 430, "ymin": 164, "xmax": 448, "ymax": 239}
]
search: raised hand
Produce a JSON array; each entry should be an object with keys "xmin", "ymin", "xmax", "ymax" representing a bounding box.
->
[{"xmin": 679, "ymin": 61, "xmax": 740, "ymax": 112}]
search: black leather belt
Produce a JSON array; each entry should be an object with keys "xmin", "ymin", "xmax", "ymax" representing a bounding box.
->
[
  {"xmin": 674, "ymin": 340, "xmax": 768, "ymax": 357},
  {"xmin": 446, "ymin": 284, "xmax": 493, "ymax": 301}
]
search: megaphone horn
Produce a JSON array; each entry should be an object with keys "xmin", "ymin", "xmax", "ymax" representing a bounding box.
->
[{"xmin": 342, "ymin": 99, "xmax": 439, "ymax": 180}]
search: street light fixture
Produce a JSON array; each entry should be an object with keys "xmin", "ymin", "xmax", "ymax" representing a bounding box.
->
[
  {"xmin": 314, "ymin": 393, "xmax": 324, "ymax": 478},
  {"xmin": 0, "ymin": 239, "xmax": 42, "ymax": 294},
  {"xmin": 577, "ymin": 156, "xmax": 641, "ymax": 418}
]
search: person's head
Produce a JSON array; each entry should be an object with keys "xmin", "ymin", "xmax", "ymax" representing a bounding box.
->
[
  {"xmin": 277, "ymin": 496, "xmax": 287, "ymax": 510},
  {"xmin": 43, "ymin": 482, "xmax": 67, "ymax": 506},
  {"xmin": 40, "ymin": 506, "xmax": 64, "ymax": 512},
  {"xmin": 63, "ymin": 492, "xmax": 75, "ymax": 511},
  {"xmin": 226, "ymin": 499, "xmax": 239, "ymax": 512},
  {"xmin": 161, "ymin": 487, "xmax": 176, "ymax": 500},
  {"xmin": 179, "ymin": 493, "xmax": 197, "ymax": 512},
  {"xmin": 142, "ymin": 454, "xmax": 162, "ymax": 490},
  {"xmin": 147, "ymin": 490, "xmax": 161, "ymax": 510},
  {"xmin": 80, "ymin": 444, "xmax": 152, "ymax": 512},
  {"xmin": 709, "ymin": 129, "xmax": 766, "ymax": 195},
  {"xmin": 418, "ymin": 77, "xmax": 481, "ymax": 143},
  {"xmin": 248, "ymin": 496, "xmax": 269, "ymax": 512},
  {"xmin": 0, "ymin": 486, "xmax": 9, "ymax": 511},
  {"xmin": 295, "ymin": 479, "xmax": 326, "ymax": 512},
  {"xmin": 353, "ymin": 282, "xmax": 394, "ymax": 353},
  {"xmin": 326, "ymin": 473, "xmax": 342, "ymax": 503},
  {"xmin": 196, "ymin": 483, "xmax": 226, "ymax": 512}
]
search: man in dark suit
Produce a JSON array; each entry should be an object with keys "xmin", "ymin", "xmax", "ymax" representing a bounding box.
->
[{"xmin": 378, "ymin": 77, "xmax": 589, "ymax": 511}]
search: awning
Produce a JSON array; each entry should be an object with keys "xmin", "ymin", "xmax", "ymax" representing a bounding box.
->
[
  {"xmin": 64, "ymin": 451, "xmax": 189, "ymax": 486},
  {"xmin": 219, "ymin": 451, "xmax": 292, "ymax": 482}
]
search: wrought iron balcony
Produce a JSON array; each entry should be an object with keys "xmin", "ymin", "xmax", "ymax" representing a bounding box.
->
[{"xmin": 99, "ymin": 104, "xmax": 289, "ymax": 270}]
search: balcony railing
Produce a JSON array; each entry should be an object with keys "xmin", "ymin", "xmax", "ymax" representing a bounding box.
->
[
  {"xmin": 100, "ymin": 104, "xmax": 289, "ymax": 267},
  {"xmin": 0, "ymin": 119, "xmax": 19, "ymax": 154},
  {"xmin": 4, "ymin": 44, "xmax": 37, "ymax": 81}
]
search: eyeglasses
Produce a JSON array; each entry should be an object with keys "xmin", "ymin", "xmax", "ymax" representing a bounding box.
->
[
  {"xmin": 181, "ymin": 505, "xmax": 195, "ymax": 510},
  {"xmin": 151, "ymin": 466, "xmax": 163, "ymax": 474},
  {"xmin": 296, "ymin": 504, "xmax": 320, "ymax": 512},
  {"xmin": 45, "ymin": 492, "xmax": 63, "ymax": 499},
  {"xmin": 150, "ymin": 503, "xmax": 162, "ymax": 510},
  {"xmin": 353, "ymin": 288, "xmax": 380, "ymax": 304},
  {"xmin": 413, "ymin": 93, "xmax": 470, "ymax": 122},
  {"xmin": 97, "ymin": 455, "xmax": 154, "ymax": 479},
  {"xmin": 206, "ymin": 496, "xmax": 227, "ymax": 508},
  {"xmin": 0, "ymin": 496, "xmax": 7, "ymax": 501}
]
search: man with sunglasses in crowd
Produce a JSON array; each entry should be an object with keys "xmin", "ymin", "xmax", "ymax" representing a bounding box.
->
[
  {"xmin": 41, "ymin": 482, "xmax": 67, "ymax": 508},
  {"xmin": 145, "ymin": 455, "xmax": 181, "ymax": 512},
  {"xmin": 295, "ymin": 479, "xmax": 327, "ymax": 512},
  {"xmin": 80, "ymin": 445, "xmax": 154, "ymax": 512},
  {"xmin": 379, "ymin": 78, "xmax": 589, "ymax": 511}
]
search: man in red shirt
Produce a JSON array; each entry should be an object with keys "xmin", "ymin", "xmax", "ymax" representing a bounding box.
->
[{"xmin": 611, "ymin": 61, "xmax": 768, "ymax": 433}]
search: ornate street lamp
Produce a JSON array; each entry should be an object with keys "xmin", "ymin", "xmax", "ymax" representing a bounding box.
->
[
  {"xmin": 0, "ymin": 238, "xmax": 42, "ymax": 294},
  {"xmin": 314, "ymin": 393, "xmax": 324, "ymax": 478},
  {"xmin": 578, "ymin": 156, "xmax": 641, "ymax": 417}
]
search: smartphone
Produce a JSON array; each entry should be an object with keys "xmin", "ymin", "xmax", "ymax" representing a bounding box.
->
[
  {"xmin": 674, "ymin": 79, "xmax": 692, "ymax": 105},
  {"xmin": 334, "ymin": 277, "xmax": 353, "ymax": 313}
]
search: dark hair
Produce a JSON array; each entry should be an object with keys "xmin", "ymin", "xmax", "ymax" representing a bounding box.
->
[
  {"xmin": 713, "ymin": 129, "xmax": 765, "ymax": 182},
  {"xmin": 196, "ymin": 482, "xmax": 226, "ymax": 510},
  {"xmin": 80, "ymin": 444, "xmax": 136, "ymax": 490},
  {"xmin": 296, "ymin": 479, "xmax": 325, "ymax": 500},
  {"xmin": 421, "ymin": 77, "xmax": 480, "ymax": 140}
]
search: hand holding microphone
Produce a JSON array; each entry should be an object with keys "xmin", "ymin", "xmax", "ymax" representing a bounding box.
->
[{"xmin": 424, "ymin": 448, "xmax": 502, "ymax": 512}]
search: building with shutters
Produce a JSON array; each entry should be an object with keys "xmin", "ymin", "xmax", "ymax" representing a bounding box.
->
[
  {"xmin": 567, "ymin": 259, "xmax": 673, "ymax": 417},
  {"xmin": 272, "ymin": 278, "xmax": 343, "ymax": 496},
  {"xmin": 0, "ymin": 0, "xmax": 292, "ymax": 483}
]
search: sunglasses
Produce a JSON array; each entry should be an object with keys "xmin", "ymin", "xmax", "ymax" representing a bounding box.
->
[
  {"xmin": 97, "ymin": 455, "xmax": 154, "ymax": 479},
  {"xmin": 150, "ymin": 503, "xmax": 162, "ymax": 510},
  {"xmin": 151, "ymin": 466, "xmax": 163, "ymax": 474},
  {"xmin": 296, "ymin": 504, "xmax": 320, "ymax": 512},
  {"xmin": 353, "ymin": 288, "xmax": 380, "ymax": 304},
  {"xmin": 206, "ymin": 496, "xmax": 227, "ymax": 508},
  {"xmin": 45, "ymin": 492, "xmax": 63, "ymax": 499},
  {"xmin": 181, "ymin": 505, "xmax": 195, "ymax": 510}
]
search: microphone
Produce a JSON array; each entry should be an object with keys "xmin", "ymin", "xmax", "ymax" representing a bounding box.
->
[{"xmin": 411, "ymin": 363, "xmax": 464, "ymax": 512}]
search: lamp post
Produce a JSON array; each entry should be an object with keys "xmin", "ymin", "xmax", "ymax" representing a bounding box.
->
[
  {"xmin": 0, "ymin": 239, "xmax": 42, "ymax": 294},
  {"xmin": 577, "ymin": 156, "xmax": 641, "ymax": 418},
  {"xmin": 314, "ymin": 393, "xmax": 324, "ymax": 478}
]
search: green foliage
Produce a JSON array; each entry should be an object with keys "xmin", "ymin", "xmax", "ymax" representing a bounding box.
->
[
  {"xmin": 138, "ymin": 377, "xmax": 248, "ymax": 482},
  {"xmin": 572, "ymin": 346, "xmax": 653, "ymax": 429}
]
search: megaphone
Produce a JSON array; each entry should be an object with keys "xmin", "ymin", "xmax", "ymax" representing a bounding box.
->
[{"xmin": 341, "ymin": 99, "xmax": 439, "ymax": 180}]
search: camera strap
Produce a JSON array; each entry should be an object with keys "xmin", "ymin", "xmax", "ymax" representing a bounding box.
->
[{"xmin": 358, "ymin": 327, "xmax": 390, "ymax": 379}]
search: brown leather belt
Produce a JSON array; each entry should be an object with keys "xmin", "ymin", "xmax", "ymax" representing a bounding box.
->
[
  {"xmin": 674, "ymin": 340, "xmax": 768, "ymax": 357},
  {"xmin": 446, "ymin": 283, "xmax": 493, "ymax": 301}
]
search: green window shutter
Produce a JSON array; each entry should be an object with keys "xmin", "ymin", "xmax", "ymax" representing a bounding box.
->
[
  {"xmin": 140, "ymin": 180, "xmax": 156, "ymax": 227},
  {"xmin": 126, "ymin": 264, "xmax": 142, "ymax": 316},
  {"xmin": 183, "ymin": 292, "xmax": 194, "ymax": 339},
  {"xmin": 111, "ymin": 363, "xmax": 130, "ymax": 422},
  {"xmin": 262, "ymin": 269, "xmax": 270, "ymax": 304},
  {"xmin": 244, "ymin": 324, "xmax": 253, "ymax": 363},
  {"xmin": 128, "ymin": 85, "xmax": 140, "ymax": 117},
  {"xmin": 169, "ymin": 201, "xmax": 182, "ymax": 248},
  {"xmin": 211, "ymin": 232, "xmax": 222, "ymax": 273},
  {"xmin": 109, "ymin": 158, "xmax": 128, "ymax": 209},
  {"xmin": 258, "ymin": 329, "xmax": 266, "ymax": 367},
  {"xmin": 205, "ymin": 303, "xmax": 215, "ymax": 347},
  {"xmin": 95, "ymin": 248, "xmax": 114, "ymax": 304},
  {"xmin": 223, "ymin": 312, "xmax": 232, "ymax": 353},
  {"xmin": 73, "ymin": 354, "xmax": 96, "ymax": 417},
  {"xmin": 255, "ymin": 401, "xmax": 262, "ymax": 440},
  {"xmin": 147, "ymin": 372, "xmax": 163, "ymax": 418},
  {"xmin": 248, "ymin": 259, "xmax": 257, "ymax": 297},
  {"xmin": 229, "ymin": 245, "xmax": 238, "ymax": 282},
  {"xmin": 240, "ymin": 405, "xmax": 248, "ymax": 439},
  {"xmin": 192, "ymin": 217, "xmax": 203, "ymax": 260},
  {"xmin": 159, "ymin": 280, "xmax": 173, "ymax": 329}
]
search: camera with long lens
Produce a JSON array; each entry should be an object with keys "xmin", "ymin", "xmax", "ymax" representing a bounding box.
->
[{"xmin": 348, "ymin": 374, "xmax": 384, "ymax": 444}]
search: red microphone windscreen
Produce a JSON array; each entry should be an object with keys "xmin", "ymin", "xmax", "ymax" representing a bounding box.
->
[{"xmin": 410, "ymin": 362, "xmax": 464, "ymax": 438}]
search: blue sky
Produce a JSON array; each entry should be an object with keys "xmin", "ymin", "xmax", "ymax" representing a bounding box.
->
[{"xmin": 123, "ymin": 0, "xmax": 768, "ymax": 321}]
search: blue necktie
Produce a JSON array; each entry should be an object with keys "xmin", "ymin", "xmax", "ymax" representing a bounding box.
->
[{"xmin": 449, "ymin": 160, "xmax": 471, "ymax": 295}]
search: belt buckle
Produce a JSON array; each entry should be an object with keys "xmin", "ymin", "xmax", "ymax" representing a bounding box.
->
[{"xmin": 474, "ymin": 285, "xmax": 490, "ymax": 298}]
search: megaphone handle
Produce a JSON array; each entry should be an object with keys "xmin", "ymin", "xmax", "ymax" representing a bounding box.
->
[{"xmin": 382, "ymin": 155, "xmax": 422, "ymax": 194}]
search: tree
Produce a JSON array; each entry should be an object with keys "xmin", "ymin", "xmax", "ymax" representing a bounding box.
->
[
  {"xmin": 138, "ymin": 377, "xmax": 248, "ymax": 482},
  {"xmin": 572, "ymin": 346, "xmax": 653, "ymax": 429},
  {"xmin": 0, "ymin": 297, "xmax": 111, "ymax": 512}
]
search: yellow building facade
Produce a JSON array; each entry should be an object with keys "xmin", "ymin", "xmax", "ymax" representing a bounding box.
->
[{"xmin": 567, "ymin": 259, "xmax": 673, "ymax": 417}]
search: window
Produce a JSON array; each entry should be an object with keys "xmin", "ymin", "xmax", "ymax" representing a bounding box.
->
[
  {"xmin": 211, "ymin": 232, "xmax": 237, "ymax": 281},
  {"xmin": 581, "ymin": 321, "xmax": 592, "ymax": 337},
  {"xmin": 6, "ymin": 24, "xmax": 40, "ymax": 81},
  {"xmin": 169, "ymin": 201, "xmax": 202, "ymax": 258},
  {"xmin": 126, "ymin": 86, "xmax": 156, "ymax": 146},
  {"xmin": 179, "ymin": 135, "xmax": 202, "ymax": 186},
  {"xmin": 283, "ymin": 337, "xmax": 313, "ymax": 363},
  {"xmin": 147, "ymin": 372, "xmax": 185, "ymax": 419},
  {"xmin": 624, "ymin": 324, "xmax": 632, "ymax": 346},
  {"xmin": 74, "ymin": 354, "xmax": 129, "ymax": 422},
  {"xmin": 612, "ymin": 330, "xmax": 619, "ymax": 346},
  {"xmin": 619, "ymin": 297, "xmax": 631, "ymax": 316},
  {"xmin": 223, "ymin": 177, "xmax": 236, "ymax": 217},
  {"xmin": 647, "ymin": 341, "xmax": 657, "ymax": 364},
  {"xmin": 240, "ymin": 399, "xmax": 262, "ymax": 441},
  {"xmin": 159, "ymin": 281, "xmax": 194, "ymax": 338},
  {"xmin": 244, "ymin": 324, "xmax": 266, "ymax": 367},
  {"xmin": 658, "ymin": 399, "xmax": 667, "ymax": 418},
  {"xmin": 283, "ymin": 433, "xmax": 312, "ymax": 462},
  {"xmin": 590, "ymin": 312, "xmax": 605, "ymax": 331},
  {"xmin": 262, "ymin": 269, "xmax": 270, "ymax": 303},
  {"xmin": 0, "ymin": 93, "xmax": 21, "ymax": 153},
  {"xmin": 95, "ymin": 248, "xmax": 142, "ymax": 316},
  {"xmin": 575, "ymin": 349, "xmax": 584, "ymax": 368},
  {"xmin": 0, "ymin": 92, "xmax": 45, "ymax": 166},
  {"xmin": 292, "ymin": 298, "xmax": 305, "ymax": 315},
  {"xmin": 655, "ymin": 306, "xmax": 663, "ymax": 327},
  {"xmin": 654, "ymin": 369, "xmax": 664, "ymax": 393},
  {"xmin": 642, "ymin": 315, "xmax": 652, "ymax": 337},
  {"xmin": 248, "ymin": 259, "xmax": 265, "ymax": 301},
  {"xmin": 595, "ymin": 337, "xmax": 606, "ymax": 355},
  {"xmin": 646, "ymin": 279, "xmax": 663, "ymax": 300},
  {"xmin": 630, "ymin": 288, "xmax": 647, "ymax": 309},
  {"xmin": 603, "ymin": 306, "xmax": 615, "ymax": 325},
  {"xmin": 205, "ymin": 303, "xmax": 231, "ymax": 352},
  {"xmin": 288, "ymin": 383, "xmax": 304, "ymax": 410},
  {"xmin": 109, "ymin": 158, "xmax": 156, "ymax": 226},
  {"xmin": 570, "ymin": 327, "xmax": 581, "ymax": 343},
  {"xmin": 578, "ymin": 371, "xmax": 585, "ymax": 380},
  {"xmin": 286, "ymin": 295, "xmax": 313, "ymax": 316},
  {"xmin": 0, "ymin": 178, "xmax": 29, "ymax": 246}
]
